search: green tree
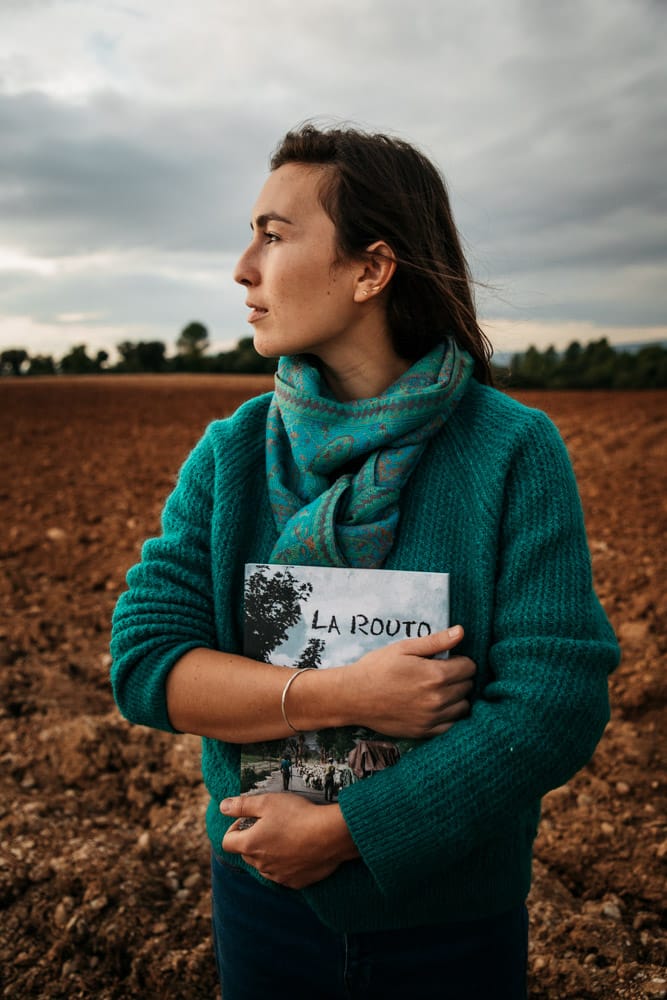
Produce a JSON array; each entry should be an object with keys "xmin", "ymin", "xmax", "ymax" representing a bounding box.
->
[
  {"xmin": 59, "ymin": 345, "xmax": 97, "ymax": 374},
  {"xmin": 116, "ymin": 341, "xmax": 135, "ymax": 370},
  {"xmin": 27, "ymin": 354, "xmax": 56, "ymax": 376},
  {"xmin": 136, "ymin": 341, "xmax": 165, "ymax": 372},
  {"xmin": 209, "ymin": 337, "xmax": 277, "ymax": 374},
  {"xmin": 631, "ymin": 345, "xmax": 667, "ymax": 388},
  {"xmin": 504, "ymin": 338, "xmax": 667, "ymax": 389},
  {"xmin": 580, "ymin": 338, "xmax": 616, "ymax": 387},
  {"xmin": 563, "ymin": 341, "xmax": 582, "ymax": 365},
  {"xmin": 117, "ymin": 340, "xmax": 166, "ymax": 372},
  {"xmin": 509, "ymin": 345, "xmax": 550, "ymax": 387},
  {"xmin": 552, "ymin": 341, "xmax": 583, "ymax": 387},
  {"xmin": 95, "ymin": 349, "xmax": 109, "ymax": 371},
  {"xmin": 1, "ymin": 348, "xmax": 29, "ymax": 376},
  {"xmin": 177, "ymin": 321, "xmax": 209, "ymax": 358},
  {"xmin": 543, "ymin": 345, "xmax": 558, "ymax": 376}
]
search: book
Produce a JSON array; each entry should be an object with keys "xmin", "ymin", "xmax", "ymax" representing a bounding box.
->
[{"xmin": 240, "ymin": 562, "xmax": 449, "ymax": 803}]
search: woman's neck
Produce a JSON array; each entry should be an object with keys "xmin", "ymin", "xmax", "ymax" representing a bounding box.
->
[
  {"xmin": 315, "ymin": 332, "xmax": 411, "ymax": 401},
  {"xmin": 321, "ymin": 358, "xmax": 410, "ymax": 401}
]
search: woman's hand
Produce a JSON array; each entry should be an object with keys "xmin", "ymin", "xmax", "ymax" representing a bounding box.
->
[
  {"xmin": 221, "ymin": 793, "xmax": 359, "ymax": 889},
  {"xmin": 340, "ymin": 625, "xmax": 475, "ymax": 739}
]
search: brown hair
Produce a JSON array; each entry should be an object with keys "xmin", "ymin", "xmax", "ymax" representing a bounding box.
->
[{"xmin": 270, "ymin": 124, "xmax": 493, "ymax": 384}]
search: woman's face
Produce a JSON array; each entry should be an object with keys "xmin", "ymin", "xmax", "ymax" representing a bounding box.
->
[{"xmin": 234, "ymin": 163, "xmax": 365, "ymax": 362}]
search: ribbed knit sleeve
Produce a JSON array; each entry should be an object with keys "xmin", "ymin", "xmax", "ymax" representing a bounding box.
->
[
  {"xmin": 110, "ymin": 430, "xmax": 218, "ymax": 732},
  {"xmin": 335, "ymin": 408, "xmax": 620, "ymax": 898}
]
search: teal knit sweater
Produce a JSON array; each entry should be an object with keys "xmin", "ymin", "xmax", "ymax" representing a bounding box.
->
[{"xmin": 110, "ymin": 379, "xmax": 619, "ymax": 932}]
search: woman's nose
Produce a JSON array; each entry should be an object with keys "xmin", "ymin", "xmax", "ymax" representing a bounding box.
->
[{"xmin": 233, "ymin": 245, "xmax": 258, "ymax": 287}]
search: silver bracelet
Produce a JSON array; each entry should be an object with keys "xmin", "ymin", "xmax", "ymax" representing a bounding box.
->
[{"xmin": 281, "ymin": 668, "xmax": 316, "ymax": 733}]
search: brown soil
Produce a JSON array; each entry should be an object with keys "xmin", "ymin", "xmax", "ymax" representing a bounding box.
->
[{"xmin": 1, "ymin": 376, "xmax": 665, "ymax": 999}]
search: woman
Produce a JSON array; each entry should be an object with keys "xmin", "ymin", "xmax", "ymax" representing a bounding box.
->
[{"xmin": 111, "ymin": 125, "xmax": 619, "ymax": 999}]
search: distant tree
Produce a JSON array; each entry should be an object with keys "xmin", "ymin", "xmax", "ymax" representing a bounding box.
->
[
  {"xmin": 563, "ymin": 341, "xmax": 582, "ymax": 365},
  {"xmin": 210, "ymin": 337, "xmax": 277, "ymax": 374},
  {"xmin": 505, "ymin": 338, "xmax": 667, "ymax": 390},
  {"xmin": 543, "ymin": 345, "xmax": 558, "ymax": 375},
  {"xmin": 116, "ymin": 341, "xmax": 135, "ymax": 369},
  {"xmin": 579, "ymin": 338, "xmax": 616, "ymax": 388},
  {"xmin": 1, "ymin": 348, "xmax": 29, "ymax": 376},
  {"xmin": 177, "ymin": 321, "xmax": 209, "ymax": 358},
  {"xmin": 117, "ymin": 340, "xmax": 166, "ymax": 372},
  {"xmin": 95, "ymin": 349, "xmax": 109, "ymax": 371},
  {"xmin": 551, "ymin": 340, "xmax": 584, "ymax": 387},
  {"xmin": 523, "ymin": 344, "xmax": 558, "ymax": 386},
  {"xmin": 27, "ymin": 354, "xmax": 56, "ymax": 376},
  {"xmin": 136, "ymin": 341, "xmax": 165, "ymax": 371},
  {"xmin": 59, "ymin": 345, "xmax": 97, "ymax": 374},
  {"xmin": 631, "ymin": 344, "xmax": 667, "ymax": 388}
]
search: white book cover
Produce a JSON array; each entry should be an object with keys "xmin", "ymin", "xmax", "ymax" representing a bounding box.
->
[{"xmin": 240, "ymin": 563, "xmax": 449, "ymax": 803}]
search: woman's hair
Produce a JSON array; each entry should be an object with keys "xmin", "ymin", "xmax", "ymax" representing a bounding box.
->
[{"xmin": 270, "ymin": 124, "xmax": 493, "ymax": 384}]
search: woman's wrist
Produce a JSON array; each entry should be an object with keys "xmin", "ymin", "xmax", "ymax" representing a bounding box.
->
[
  {"xmin": 284, "ymin": 664, "xmax": 352, "ymax": 731},
  {"xmin": 318, "ymin": 804, "xmax": 360, "ymax": 865},
  {"xmin": 280, "ymin": 667, "xmax": 317, "ymax": 731}
]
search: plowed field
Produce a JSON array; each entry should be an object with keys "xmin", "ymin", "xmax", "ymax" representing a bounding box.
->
[{"xmin": 1, "ymin": 377, "xmax": 665, "ymax": 999}]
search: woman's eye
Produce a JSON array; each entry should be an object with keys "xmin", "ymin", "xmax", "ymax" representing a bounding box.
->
[{"xmin": 264, "ymin": 231, "xmax": 280, "ymax": 244}]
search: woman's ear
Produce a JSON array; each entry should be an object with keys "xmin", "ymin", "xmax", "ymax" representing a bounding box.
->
[{"xmin": 353, "ymin": 240, "xmax": 397, "ymax": 302}]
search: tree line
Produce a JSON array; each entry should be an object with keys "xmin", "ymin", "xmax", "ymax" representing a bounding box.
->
[
  {"xmin": 498, "ymin": 338, "xmax": 667, "ymax": 389},
  {"xmin": 1, "ymin": 324, "xmax": 665, "ymax": 387},
  {"xmin": 0, "ymin": 322, "xmax": 276, "ymax": 377}
]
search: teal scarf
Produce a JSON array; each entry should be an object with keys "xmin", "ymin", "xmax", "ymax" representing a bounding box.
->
[{"xmin": 266, "ymin": 342, "xmax": 473, "ymax": 568}]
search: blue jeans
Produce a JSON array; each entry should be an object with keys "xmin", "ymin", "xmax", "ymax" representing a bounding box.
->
[{"xmin": 211, "ymin": 854, "xmax": 528, "ymax": 1000}]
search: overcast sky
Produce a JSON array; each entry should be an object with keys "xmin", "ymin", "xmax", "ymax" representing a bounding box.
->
[{"xmin": 1, "ymin": 0, "xmax": 665, "ymax": 362}]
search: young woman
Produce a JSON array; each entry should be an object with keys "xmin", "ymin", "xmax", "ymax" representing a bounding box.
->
[{"xmin": 111, "ymin": 125, "xmax": 619, "ymax": 999}]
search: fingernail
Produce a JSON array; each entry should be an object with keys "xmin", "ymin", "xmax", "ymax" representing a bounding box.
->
[
  {"xmin": 447, "ymin": 625, "xmax": 462, "ymax": 638},
  {"xmin": 220, "ymin": 798, "xmax": 232, "ymax": 814}
]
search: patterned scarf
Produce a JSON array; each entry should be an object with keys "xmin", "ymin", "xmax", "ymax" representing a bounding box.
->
[{"xmin": 266, "ymin": 341, "xmax": 473, "ymax": 568}]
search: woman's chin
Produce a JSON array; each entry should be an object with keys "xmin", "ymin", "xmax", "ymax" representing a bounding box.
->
[{"xmin": 252, "ymin": 334, "xmax": 280, "ymax": 360}]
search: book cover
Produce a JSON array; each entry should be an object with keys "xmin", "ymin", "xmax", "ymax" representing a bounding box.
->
[{"xmin": 240, "ymin": 563, "xmax": 449, "ymax": 803}]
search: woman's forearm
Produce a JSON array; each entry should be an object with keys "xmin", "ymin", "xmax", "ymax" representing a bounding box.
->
[
  {"xmin": 165, "ymin": 647, "xmax": 347, "ymax": 741},
  {"xmin": 166, "ymin": 627, "xmax": 474, "ymax": 743}
]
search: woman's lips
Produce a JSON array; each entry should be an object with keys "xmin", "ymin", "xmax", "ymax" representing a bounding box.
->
[{"xmin": 247, "ymin": 306, "xmax": 268, "ymax": 324}]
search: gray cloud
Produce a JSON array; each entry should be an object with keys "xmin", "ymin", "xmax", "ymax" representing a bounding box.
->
[
  {"xmin": 0, "ymin": 92, "xmax": 275, "ymax": 256},
  {"xmin": 0, "ymin": 0, "xmax": 665, "ymax": 355}
]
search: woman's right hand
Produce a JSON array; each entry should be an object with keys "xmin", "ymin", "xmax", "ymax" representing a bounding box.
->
[{"xmin": 342, "ymin": 625, "xmax": 475, "ymax": 739}]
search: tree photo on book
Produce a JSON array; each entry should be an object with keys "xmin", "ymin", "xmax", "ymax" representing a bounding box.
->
[{"xmin": 240, "ymin": 563, "xmax": 449, "ymax": 800}]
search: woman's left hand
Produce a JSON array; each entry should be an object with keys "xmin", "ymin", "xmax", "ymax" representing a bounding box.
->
[{"xmin": 221, "ymin": 793, "xmax": 359, "ymax": 889}]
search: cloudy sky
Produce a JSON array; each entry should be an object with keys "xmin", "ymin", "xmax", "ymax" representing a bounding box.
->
[{"xmin": 1, "ymin": 0, "xmax": 665, "ymax": 363}]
